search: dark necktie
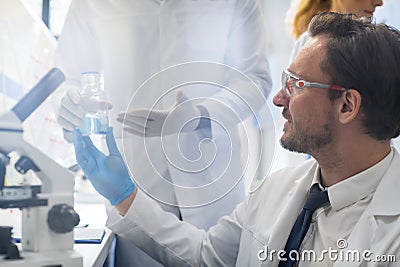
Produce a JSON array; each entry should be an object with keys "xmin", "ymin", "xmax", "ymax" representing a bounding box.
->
[{"xmin": 279, "ymin": 184, "xmax": 330, "ymax": 267}]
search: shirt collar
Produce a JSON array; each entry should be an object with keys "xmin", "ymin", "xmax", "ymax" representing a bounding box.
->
[{"xmin": 311, "ymin": 148, "xmax": 394, "ymax": 211}]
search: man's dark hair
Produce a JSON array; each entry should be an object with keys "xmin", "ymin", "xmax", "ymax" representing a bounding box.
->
[{"xmin": 308, "ymin": 12, "xmax": 400, "ymax": 140}]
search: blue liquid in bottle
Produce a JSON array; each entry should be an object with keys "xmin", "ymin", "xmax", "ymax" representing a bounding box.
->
[{"xmin": 80, "ymin": 113, "xmax": 108, "ymax": 136}]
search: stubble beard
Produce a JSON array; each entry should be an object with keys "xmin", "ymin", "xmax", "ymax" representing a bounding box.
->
[{"xmin": 280, "ymin": 119, "xmax": 334, "ymax": 155}]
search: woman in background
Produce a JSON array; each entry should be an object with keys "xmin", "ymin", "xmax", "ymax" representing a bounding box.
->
[{"xmin": 288, "ymin": 0, "xmax": 383, "ymax": 60}]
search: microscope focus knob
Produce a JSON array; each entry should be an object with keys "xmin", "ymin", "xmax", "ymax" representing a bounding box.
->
[{"xmin": 47, "ymin": 204, "xmax": 80, "ymax": 234}]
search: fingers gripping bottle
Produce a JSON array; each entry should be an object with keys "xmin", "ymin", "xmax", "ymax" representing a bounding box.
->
[{"xmin": 79, "ymin": 72, "xmax": 109, "ymax": 135}]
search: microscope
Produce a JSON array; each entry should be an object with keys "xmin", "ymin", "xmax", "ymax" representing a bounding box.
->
[{"xmin": 0, "ymin": 68, "xmax": 83, "ymax": 266}]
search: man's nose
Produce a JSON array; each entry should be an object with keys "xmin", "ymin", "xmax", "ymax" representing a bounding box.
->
[{"xmin": 273, "ymin": 89, "xmax": 289, "ymax": 108}]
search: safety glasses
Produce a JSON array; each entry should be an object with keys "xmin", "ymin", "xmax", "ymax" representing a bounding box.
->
[{"xmin": 281, "ymin": 69, "xmax": 349, "ymax": 97}]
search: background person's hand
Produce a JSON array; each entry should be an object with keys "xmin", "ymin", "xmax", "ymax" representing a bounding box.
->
[
  {"xmin": 57, "ymin": 87, "xmax": 112, "ymax": 142},
  {"xmin": 73, "ymin": 127, "xmax": 135, "ymax": 205},
  {"xmin": 117, "ymin": 91, "xmax": 201, "ymax": 137}
]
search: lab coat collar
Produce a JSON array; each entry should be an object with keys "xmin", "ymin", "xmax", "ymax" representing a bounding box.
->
[
  {"xmin": 333, "ymin": 148, "xmax": 400, "ymax": 267},
  {"xmin": 323, "ymin": 148, "xmax": 394, "ymax": 212},
  {"xmin": 363, "ymin": 148, "xmax": 400, "ymax": 216}
]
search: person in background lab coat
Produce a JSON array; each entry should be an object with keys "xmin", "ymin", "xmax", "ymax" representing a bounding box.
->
[
  {"xmin": 55, "ymin": 0, "xmax": 271, "ymax": 265},
  {"xmin": 287, "ymin": 0, "xmax": 383, "ymax": 61},
  {"xmin": 72, "ymin": 12, "xmax": 400, "ymax": 266}
]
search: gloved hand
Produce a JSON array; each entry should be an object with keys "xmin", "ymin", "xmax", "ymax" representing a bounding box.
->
[
  {"xmin": 57, "ymin": 87, "xmax": 112, "ymax": 142},
  {"xmin": 117, "ymin": 92, "xmax": 201, "ymax": 137},
  {"xmin": 73, "ymin": 127, "xmax": 135, "ymax": 205}
]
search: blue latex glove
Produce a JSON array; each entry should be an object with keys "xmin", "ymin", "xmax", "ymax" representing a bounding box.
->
[{"xmin": 73, "ymin": 127, "xmax": 135, "ymax": 205}]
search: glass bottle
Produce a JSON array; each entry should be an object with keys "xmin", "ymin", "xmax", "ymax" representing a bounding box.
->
[{"xmin": 78, "ymin": 72, "xmax": 109, "ymax": 135}]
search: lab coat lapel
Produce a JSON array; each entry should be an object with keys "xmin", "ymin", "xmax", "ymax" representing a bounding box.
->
[
  {"xmin": 333, "ymin": 214, "xmax": 377, "ymax": 267},
  {"xmin": 368, "ymin": 151, "xmax": 400, "ymax": 259},
  {"xmin": 264, "ymin": 165, "xmax": 315, "ymax": 265},
  {"xmin": 334, "ymin": 150, "xmax": 400, "ymax": 267}
]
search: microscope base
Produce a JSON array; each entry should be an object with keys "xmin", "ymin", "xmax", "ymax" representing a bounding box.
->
[{"xmin": 0, "ymin": 249, "xmax": 83, "ymax": 267}]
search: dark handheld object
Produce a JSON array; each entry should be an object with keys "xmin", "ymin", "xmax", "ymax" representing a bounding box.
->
[{"xmin": 11, "ymin": 68, "xmax": 65, "ymax": 122}]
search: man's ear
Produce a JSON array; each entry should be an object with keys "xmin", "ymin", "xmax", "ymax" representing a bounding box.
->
[{"xmin": 337, "ymin": 89, "xmax": 362, "ymax": 124}]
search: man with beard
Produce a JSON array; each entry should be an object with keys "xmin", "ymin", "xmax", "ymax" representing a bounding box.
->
[{"xmin": 71, "ymin": 12, "xmax": 400, "ymax": 266}]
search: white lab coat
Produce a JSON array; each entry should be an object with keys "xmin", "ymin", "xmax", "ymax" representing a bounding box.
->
[
  {"xmin": 55, "ymin": 0, "xmax": 271, "ymax": 265},
  {"xmin": 107, "ymin": 148, "xmax": 400, "ymax": 266}
]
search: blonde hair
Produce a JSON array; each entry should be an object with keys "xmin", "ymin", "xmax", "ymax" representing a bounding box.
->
[{"xmin": 290, "ymin": 0, "xmax": 332, "ymax": 39}]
